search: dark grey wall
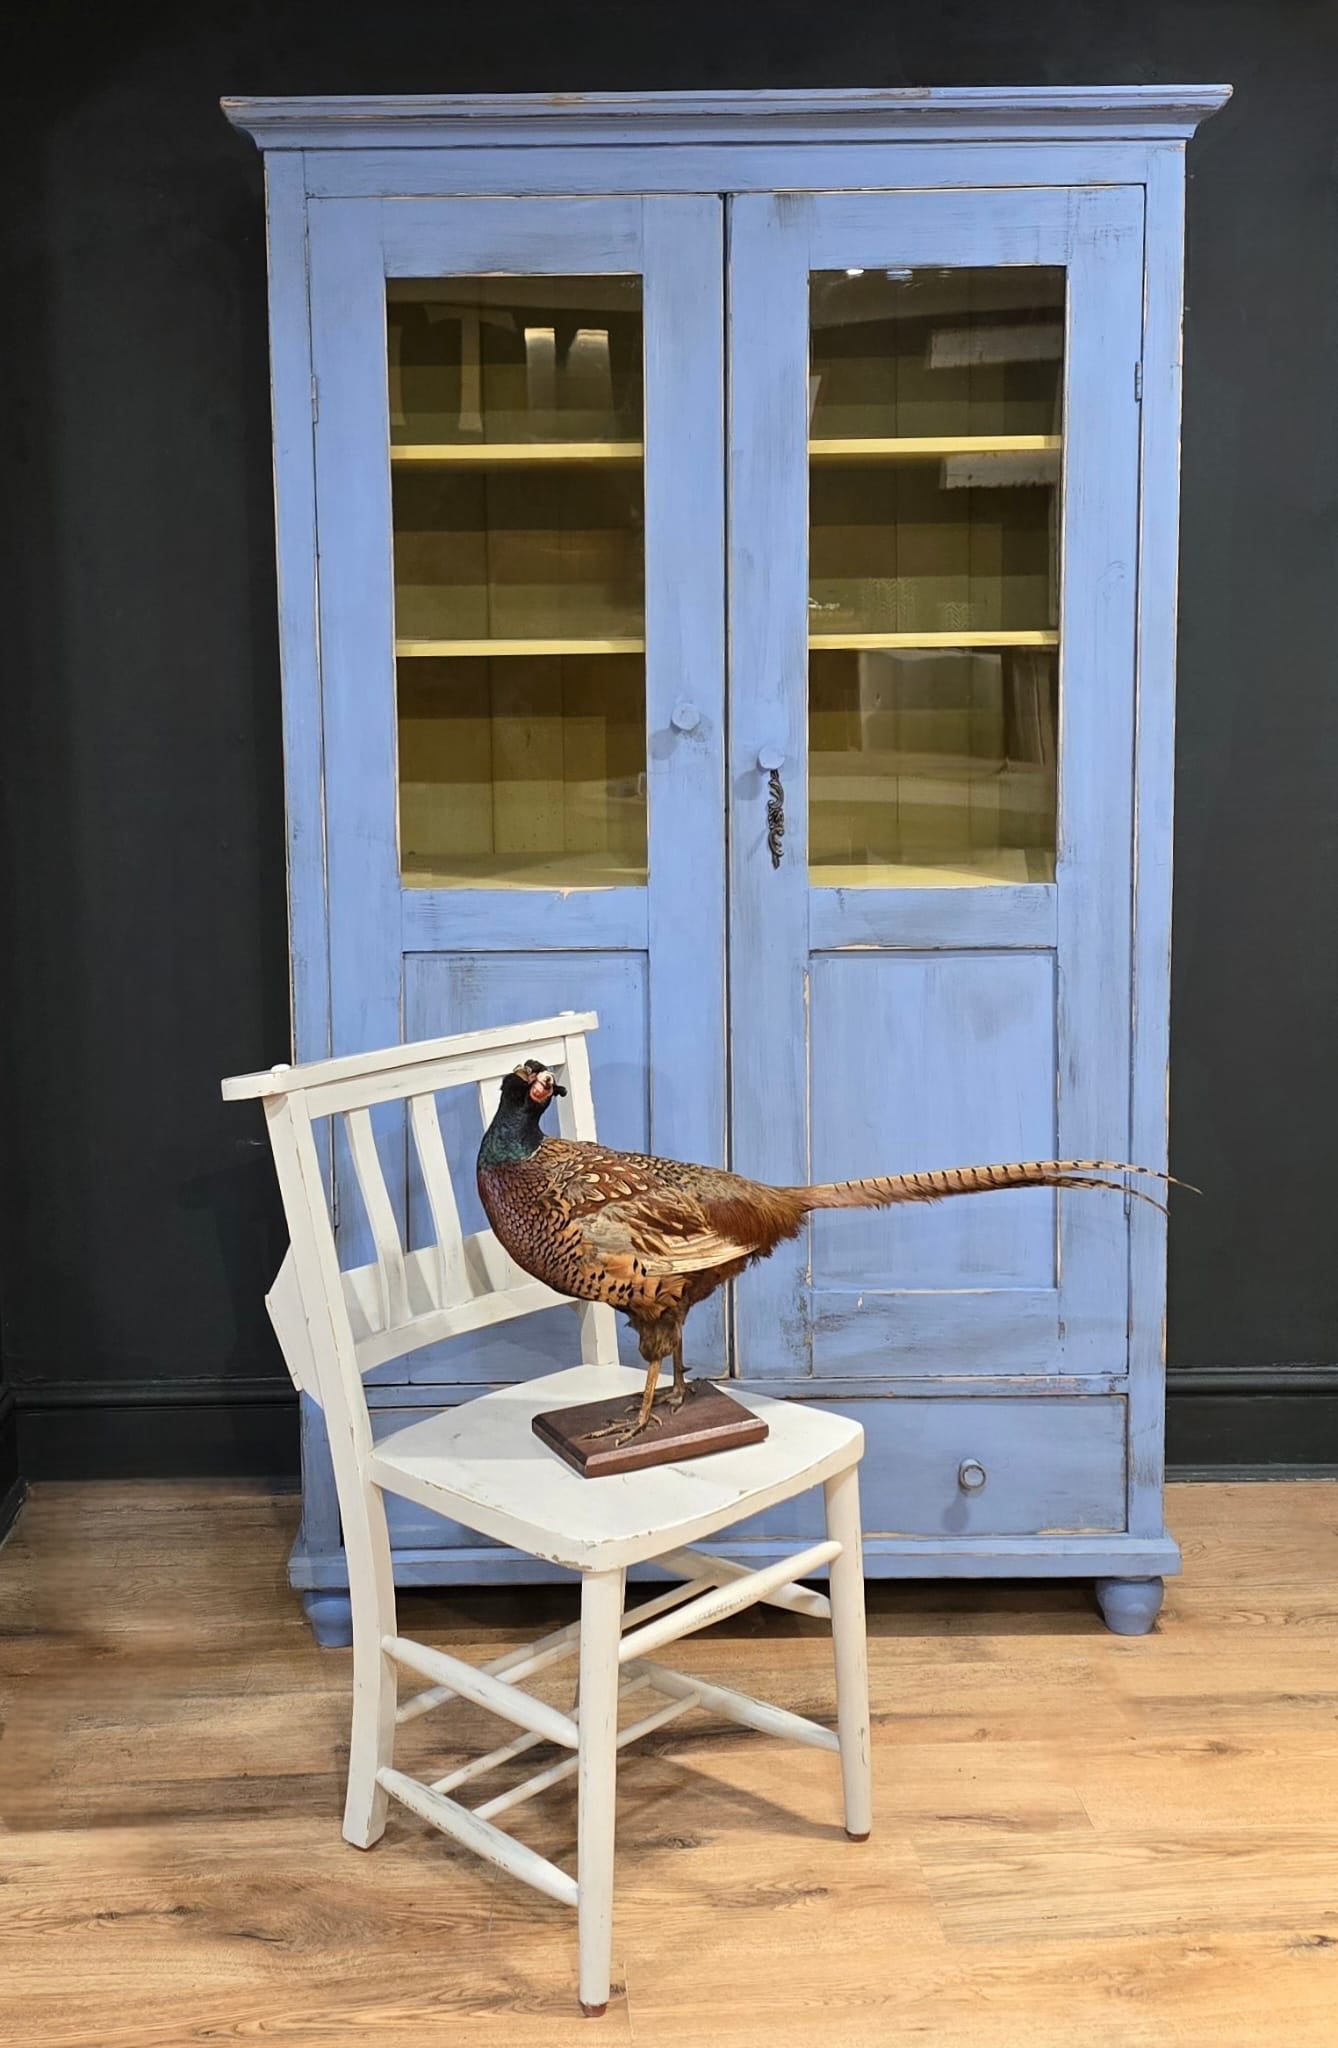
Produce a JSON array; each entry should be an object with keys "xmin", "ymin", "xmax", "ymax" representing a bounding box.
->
[{"xmin": 3, "ymin": 1, "xmax": 1335, "ymax": 1480}]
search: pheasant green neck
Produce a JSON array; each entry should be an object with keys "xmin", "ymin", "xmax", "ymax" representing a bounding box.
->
[{"xmin": 478, "ymin": 1099, "xmax": 547, "ymax": 1168}]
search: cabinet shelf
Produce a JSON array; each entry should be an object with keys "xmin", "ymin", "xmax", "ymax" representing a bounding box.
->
[
  {"xmin": 389, "ymin": 434, "xmax": 1060, "ymax": 469},
  {"xmin": 397, "ymin": 630, "xmax": 1055, "ymax": 655},
  {"xmin": 391, "ymin": 442, "xmax": 642, "ymax": 467},
  {"xmin": 809, "ymin": 435, "xmax": 1061, "ymax": 462},
  {"xmin": 808, "ymin": 629, "xmax": 1058, "ymax": 651},
  {"xmin": 396, "ymin": 636, "xmax": 645, "ymax": 657}
]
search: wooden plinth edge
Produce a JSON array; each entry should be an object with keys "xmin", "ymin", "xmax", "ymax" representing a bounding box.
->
[{"xmin": 532, "ymin": 1381, "xmax": 769, "ymax": 1478}]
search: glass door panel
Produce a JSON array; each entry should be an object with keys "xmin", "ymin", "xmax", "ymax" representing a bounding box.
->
[
  {"xmin": 808, "ymin": 266, "xmax": 1063, "ymax": 888},
  {"xmin": 388, "ymin": 278, "xmax": 648, "ymax": 888}
]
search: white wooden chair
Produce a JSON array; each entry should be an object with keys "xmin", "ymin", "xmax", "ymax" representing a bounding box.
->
[{"xmin": 222, "ymin": 1011, "xmax": 871, "ymax": 2017}]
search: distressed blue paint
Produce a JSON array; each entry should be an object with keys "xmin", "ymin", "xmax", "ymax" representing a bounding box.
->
[
  {"xmin": 301, "ymin": 141, "xmax": 1171, "ymax": 204},
  {"xmin": 379, "ymin": 196, "xmax": 644, "ymax": 276},
  {"xmin": 224, "ymin": 87, "xmax": 1232, "ymax": 154},
  {"xmin": 641, "ymin": 196, "xmax": 729, "ymax": 1376},
  {"xmin": 233, "ymin": 90, "xmax": 1224, "ymax": 1634},
  {"xmin": 808, "ymin": 951, "xmax": 1057, "ymax": 1292},
  {"xmin": 301, "ymin": 1589, "xmax": 354, "ymax": 1648},
  {"xmin": 1051, "ymin": 185, "xmax": 1145, "ymax": 1375},
  {"xmin": 809, "ymin": 1290, "xmax": 1063, "ymax": 1376},
  {"xmin": 810, "ymin": 884, "xmax": 1057, "ymax": 952},
  {"xmin": 263, "ymin": 161, "xmax": 344, "ymax": 1580},
  {"xmin": 1094, "ymin": 1578, "xmax": 1165, "ymax": 1635},
  {"xmin": 289, "ymin": 1530, "xmax": 1182, "ymax": 1589},
  {"xmin": 726, "ymin": 192, "xmax": 813, "ymax": 1378},
  {"xmin": 734, "ymin": 1397, "xmax": 1127, "ymax": 1543},
  {"xmin": 401, "ymin": 888, "xmax": 648, "ymax": 953},
  {"xmin": 1126, "ymin": 146, "xmax": 1187, "ymax": 1544}
]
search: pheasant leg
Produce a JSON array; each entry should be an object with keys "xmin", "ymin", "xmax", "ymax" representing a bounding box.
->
[
  {"xmin": 659, "ymin": 1342, "xmax": 693, "ymax": 1414},
  {"xmin": 587, "ymin": 1337, "xmax": 698, "ymax": 1443},
  {"xmin": 587, "ymin": 1359, "xmax": 666, "ymax": 1444}
]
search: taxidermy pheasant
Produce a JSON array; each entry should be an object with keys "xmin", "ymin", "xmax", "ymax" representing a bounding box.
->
[{"xmin": 478, "ymin": 1061, "xmax": 1170, "ymax": 1446}]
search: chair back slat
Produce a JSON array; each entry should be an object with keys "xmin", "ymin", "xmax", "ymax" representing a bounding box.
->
[
  {"xmin": 224, "ymin": 1013, "xmax": 621, "ymax": 1415},
  {"xmin": 343, "ymin": 1106, "xmax": 410, "ymax": 1329},
  {"xmin": 408, "ymin": 1089, "xmax": 470, "ymax": 1308}
]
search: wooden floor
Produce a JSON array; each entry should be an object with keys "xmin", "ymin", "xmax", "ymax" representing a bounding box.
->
[{"xmin": 3, "ymin": 1482, "xmax": 1337, "ymax": 2047}]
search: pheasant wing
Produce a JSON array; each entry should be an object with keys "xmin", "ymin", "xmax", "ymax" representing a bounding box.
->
[
  {"xmin": 583, "ymin": 1195, "xmax": 758, "ymax": 1276},
  {"xmin": 539, "ymin": 1140, "xmax": 766, "ymax": 1275}
]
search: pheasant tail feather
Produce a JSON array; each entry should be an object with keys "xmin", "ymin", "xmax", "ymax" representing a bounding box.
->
[{"xmin": 795, "ymin": 1159, "xmax": 1171, "ymax": 1217}]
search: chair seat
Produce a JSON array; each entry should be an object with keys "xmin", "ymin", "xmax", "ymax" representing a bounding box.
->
[{"xmin": 367, "ymin": 1366, "xmax": 863, "ymax": 1572}]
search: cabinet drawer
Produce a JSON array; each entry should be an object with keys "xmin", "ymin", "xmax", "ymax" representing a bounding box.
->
[
  {"xmin": 731, "ymin": 1396, "xmax": 1127, "ymax": 1543},
  {"xmin": 372, "ymin": 1394, "xmax": 1126, "ymax": 1554}
]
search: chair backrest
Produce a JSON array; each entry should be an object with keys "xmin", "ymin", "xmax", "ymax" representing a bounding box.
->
[{"xmin": 222, "ymin": 1012, "xmax": 620, "ymax": 1456}]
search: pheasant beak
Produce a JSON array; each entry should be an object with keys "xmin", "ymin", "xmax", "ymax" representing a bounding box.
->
[{"xmin": 527, "ymin": 1069, "xmax": 566, "ymax": 1104}]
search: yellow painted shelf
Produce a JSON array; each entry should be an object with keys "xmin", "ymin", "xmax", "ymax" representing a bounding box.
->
[
  {"xmin": 809, "ymin": 629, "xmax": 1058, "ymax": 652},
  {"xmin": 389, "ymin": 434, "xmax": 1059, "ymax": 467},
  {"xmin": 810, "ymin": 435, "xmax": 1061, "ymax": 461},
  {"xmin": 391, "ymin": 442, "xmax": 642, "ymax": 466},
  {"xmin": 398, "ymin": 630, "xmax": 1053, "ymax": 656},
  {"xmin": 403, "ymin": 851, "xmax": 648, "ymax": 890},
  {"xmin": 396, "ymin": 637, "xmax": 645, "ymax": 658}
]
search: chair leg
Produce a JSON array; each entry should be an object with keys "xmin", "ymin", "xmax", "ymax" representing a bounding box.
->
[
  {"xmin": 576, "ymin": 1568, "xmax": 624, "ymax": 2016},
  {"xmin": 823, "ymin": 1464, "xmax": 873, "ymax": 1841},
  {"xmin": 341, "ymin": 1479, "xmax": 399, "ymax": 1851}
]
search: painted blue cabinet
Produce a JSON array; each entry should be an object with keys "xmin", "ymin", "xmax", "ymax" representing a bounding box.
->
[{"xmin": 226, "ymin": 87, "xmax": 1228, "ymax": 1640}]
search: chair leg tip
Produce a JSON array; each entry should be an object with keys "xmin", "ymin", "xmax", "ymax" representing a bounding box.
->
[
  {"xmin": 845, "ymin": 1828, "xmax": 871, "ymax": 1842},
  {"xmin": 579, "ymin": 2001, "xmax": 608, "ymax": 2018}
]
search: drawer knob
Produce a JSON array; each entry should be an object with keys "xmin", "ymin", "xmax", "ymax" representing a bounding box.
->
[
  {"xmin": 670, "ymin": 700, "xmax": 701, "ymax": 733},
  {"xmin": 957, "ymin": 1459, "xmax": 987, "ymax": 1493}
]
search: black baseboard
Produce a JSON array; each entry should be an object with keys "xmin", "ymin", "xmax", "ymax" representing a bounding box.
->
[
  {"xmin": 16, "ymin": 1377, "xmax": 299, "ymax": 1482},
  {"xmin": 0, "ymin": 1384, "xmax": 21, "ymax": 1535},
  {"xmin": 0, "ymin": 1373, "xmax": 23, "ymax": 1540},
  {"xmin": 1165, "ymin": 1365, "xmax": 1338, "ymax": 1477},
  {"xmin": 0, "ymin": 1474, "xmax": 27, "ymax": 1542}
]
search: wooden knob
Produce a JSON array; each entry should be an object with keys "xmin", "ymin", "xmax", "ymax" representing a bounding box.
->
[
  {"xmin": 670, "ymin": 700, "xmax": 701, "ymax": 733},
  {"xmin": 958, "ymin": 1459, "xmax": 987, "ymax": 1492},
  {"xmin": 756, "ymin": 744, "xmax": 785, "ymax": 772}
]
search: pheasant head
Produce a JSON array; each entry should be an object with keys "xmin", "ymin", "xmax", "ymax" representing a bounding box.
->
[{"xmin": 479, "ymin": 1061, "xmax": 567, "ymax": 1167}]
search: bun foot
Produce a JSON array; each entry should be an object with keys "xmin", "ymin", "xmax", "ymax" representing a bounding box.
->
[
  {"xmin": 1094, "ymin": 1576, "xmax": 1164, "ymax": 1636},
  {"xmin": 302, "ymin": 1589, "xmax": 353, "ymax": 1647}
]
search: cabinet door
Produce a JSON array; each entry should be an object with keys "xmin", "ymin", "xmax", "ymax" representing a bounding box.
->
[
  {"xmin": 307, "ymin": 195, "xmax": 726, "ymax": 1379},
  {"xmin": 728, "ymin": 187, "xmax": 1144, "ymax": 1378}
]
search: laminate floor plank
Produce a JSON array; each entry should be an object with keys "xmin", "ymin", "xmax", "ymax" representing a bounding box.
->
[{"xmin": 2, "ymin": 1479, "xmax": 1336, "ymax": 2045}]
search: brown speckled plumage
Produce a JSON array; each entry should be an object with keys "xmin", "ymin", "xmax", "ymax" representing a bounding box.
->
[{"xmin": 477, "ymin": 1060, "xmax": 1175, "ymax": 1444}]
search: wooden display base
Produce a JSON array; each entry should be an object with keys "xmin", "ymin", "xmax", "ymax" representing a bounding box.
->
[{"xmin": 532, "ymin": 1381, "xmax": 769, "ymax": 1478}]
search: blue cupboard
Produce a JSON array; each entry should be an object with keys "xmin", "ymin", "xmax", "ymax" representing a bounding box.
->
[{"xmin": 224, "ymin": 87, "xmax": 1229, "ymax": 1640}]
